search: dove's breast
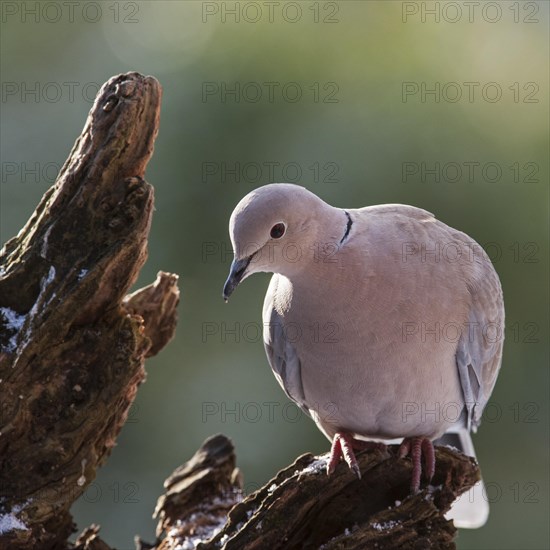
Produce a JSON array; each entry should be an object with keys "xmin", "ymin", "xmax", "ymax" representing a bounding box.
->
[{"xmin": 271, "ymin": 208, "xmax": 490, "ymax": 441}]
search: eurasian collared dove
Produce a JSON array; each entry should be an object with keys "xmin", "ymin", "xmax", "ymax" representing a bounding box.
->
[{"xmin": 223, "ymin": 183, "xmax": 504, "ymax": 528}]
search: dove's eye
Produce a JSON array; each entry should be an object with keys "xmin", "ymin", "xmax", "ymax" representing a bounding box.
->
[{"xmin": 270, "ymin": 223, "xmax": 286, "ymax": 239}]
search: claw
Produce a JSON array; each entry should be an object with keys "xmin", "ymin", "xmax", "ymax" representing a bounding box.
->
[
  {"xmin": 350, "ymin": 463, "xmax": 361, "ymax": 479},
  {"xmin": 327, "ymin": 433, "xmax": 389, "ymax": 479},
  {"xmin": 398, "ymin": 436, "xmax": 436, "ymax": 493},
  {"xmin": 327, "ymin": 433, "xmax": 387, "ymax": 479},
  {"xmin": 327, "ymin": 432, "xmax": 362, "ymax": 478}
]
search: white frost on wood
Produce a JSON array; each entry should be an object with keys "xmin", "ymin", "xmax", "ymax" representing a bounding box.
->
[
  {"xmin": 0, "ymin": 307, "xmax": 26, "ymax": 353},
  {"xmin": 371, "ymin": 520, "xmax": 400, "ymax": 531},
  {"xmin": 0, "ymin": 501, "xmax": 31, "ymax": 535},
  {"xmin": 16, "ymin": 265, "xmax": 56, "ymax": 354},
  {"xmin": 27, "ymin": 266, "xmax": 56, "ymax": 319},
  {"xmin": 0, "ymin": 513, "xmax": 28, "ymax": 535},
  {"xmin": 302, "ymin": 455, "xmax": 329, "ymax": 475},
  {"xmin": 170, "ymin": 513, "xmax": 227, "ymax": 550}
]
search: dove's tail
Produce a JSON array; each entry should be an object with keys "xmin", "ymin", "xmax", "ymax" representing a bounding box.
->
[{"xmin": 434, "ymin": 429, "xmax": 489, "ymax": 529}]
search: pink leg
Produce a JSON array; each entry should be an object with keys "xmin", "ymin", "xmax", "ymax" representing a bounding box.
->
[
  {"xmin": 327, "ymin": 433, "xmax": 344, "ymax": 475},
  {"xmin": 422, "ymin": 438, "xmax": 436, "ymax": 481},
  {"xmin": 327, "ymin": 432, "xmax": 361, "ymax": 478},
  {"xmin": 327, "ymin": 433, "xmax": 386, "ymax": 479},
  {"xmin": 398, "ymin": 436, "xmax": 436, "ymax": 493}
]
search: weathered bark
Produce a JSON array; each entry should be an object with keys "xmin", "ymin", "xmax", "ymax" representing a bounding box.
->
[
  {"xmin": 145, "ymin": 435, "xmax": 479, "ymax": 550},
  {"xmin": 0, "ymin": 72, "xmax": 179, "ymax": 549}
]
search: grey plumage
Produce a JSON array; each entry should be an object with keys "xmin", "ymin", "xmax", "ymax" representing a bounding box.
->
[{"xmin": 224, "ymin": 183, "xmax": 504, "ymax": 528}]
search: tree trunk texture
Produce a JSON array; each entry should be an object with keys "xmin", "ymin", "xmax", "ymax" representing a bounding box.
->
[
  {"xmin": 0, "ymin": 72, "xmax": 178, "ymax": 549},
  {"xmin": 141, "ymin": 435, "xmax": 479, "ymax": 550},
  {"xmin": 0, "ymin": 73, "xmax": 479, "ymax": 550}
]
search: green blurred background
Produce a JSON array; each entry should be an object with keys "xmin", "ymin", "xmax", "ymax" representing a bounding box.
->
[{"xmin": 1, "ymin": 1, "xmax": 548, "ymax": 548}]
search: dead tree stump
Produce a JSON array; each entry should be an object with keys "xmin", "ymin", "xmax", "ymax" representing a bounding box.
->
[
  {"xmin": 146, "ymin": 435, "xmax": 479, "ymax": 550},
  {"xmin": 0, "ymin": 72, "xmax": 178, "ymax": 549}
]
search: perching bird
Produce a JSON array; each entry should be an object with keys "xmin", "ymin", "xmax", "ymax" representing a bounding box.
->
[{"xmin": 223, "ymin": 184, "xmax": 504, "ymax": 527}]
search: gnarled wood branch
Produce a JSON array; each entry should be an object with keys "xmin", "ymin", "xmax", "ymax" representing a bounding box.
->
[
  {"xmin": 0, "ymin": 72, "xmax": 178, "ymax": 550},
  {"xmin": 143, "ymin": 435, "xmax": 479, "ymax": 550}
]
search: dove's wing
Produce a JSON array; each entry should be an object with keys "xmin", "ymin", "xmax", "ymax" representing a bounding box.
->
[
  {"xmin": 262, "ymin": 274, "xmax": 310, "ymax": 417},
  {"xmin": 455, "ymin": 254, "xmax": 505, "ymax": 431}
]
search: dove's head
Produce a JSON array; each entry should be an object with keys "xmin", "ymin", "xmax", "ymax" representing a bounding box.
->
[{"xmin": 223, "ymin": 183, "xmax": 341, "ymax": 301}]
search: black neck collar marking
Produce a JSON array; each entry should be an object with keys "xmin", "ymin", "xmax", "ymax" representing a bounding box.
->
[{"xmin": 339, "ymin": 210, "xmax": 353, "ymax": 245}]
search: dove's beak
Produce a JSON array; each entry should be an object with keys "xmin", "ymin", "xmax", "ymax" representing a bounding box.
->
[{"xmin": 223, "ymin": 257, "xmax": 251, "ymax": 302}]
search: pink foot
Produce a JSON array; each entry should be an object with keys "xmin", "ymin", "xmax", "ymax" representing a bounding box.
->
[
  {"xmin": 327, "ymin": 432, "xmax": 361, "ymax": 478},
  {"xmin": 398, "ymin": 437, "xmax": 436, "ymax": 493},
  {"xmin": 327, "ymin": 433, "xmax": 386, "ymax": 479}
]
